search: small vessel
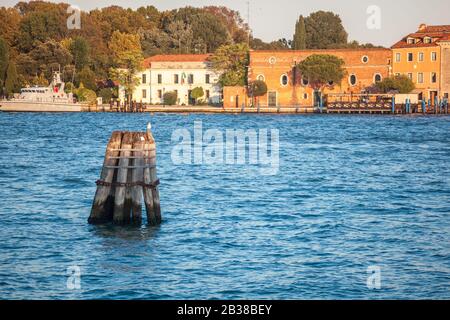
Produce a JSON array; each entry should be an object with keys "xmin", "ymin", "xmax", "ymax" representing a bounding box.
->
[{"xmin": 0, "ymin": 71, "xmax": 87, "ymax": 112}]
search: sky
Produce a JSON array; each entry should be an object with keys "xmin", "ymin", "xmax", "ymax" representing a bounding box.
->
[{"xmin": 3, "ymin": 0, "xmax": 450, "ymax": 47}]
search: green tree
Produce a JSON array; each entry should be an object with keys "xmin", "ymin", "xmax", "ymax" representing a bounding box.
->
[
  {"xmin": 375, "ymin": 75, "xmax": 415, "ymax": 94},
  {"xmin": 5, "ymin": 60, "xmax": 19, "ymax": 97},
  {"xmin": 163, "ymin": 91, "xmax": 177, "ymax": 105},
  {"xmin": 97, "ymin": 88, "xmax": 113, "ymax": 102},
  {"xmin": 292, "ymin": 15, "xmax": 306, "ymax": 50},
  {"xmin": 191, "ymin": 87, "xmax": 204, "ymax": 104},
  {"xmin": 74, "ymin": 83, "xmax": 97, "ymax": 104},
  {"xmin": 249, "ymin": 80, "xmax": 268, "ymax": 106},
  {"xmin": 304, "ymin": 11, "xmax": 348, "ymax": 49},
  {"xmin": 209, "ymin": 43, "xmax": 249, "ymax": 87},
  {"xmin": 69, "ymin": 36, "xmax": 90, "ymax": 71},
  {"xmin": 108, "ymin": 31, "xmax": 144, "ymax": 104},
  {"xmin": 0, "ymin": 37, "xmax": 9, "ymax": 95},
  {"xmin": 296, "ymin": 54, "xmax": 346, "ymax": 91},
  {"xmin": 76, "ymin": 66, "xmax": 96, "ymax": 91}
]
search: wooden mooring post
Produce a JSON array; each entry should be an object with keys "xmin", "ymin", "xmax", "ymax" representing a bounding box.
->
[{"xmin": 88, "ymin": 124, "xmax": 161, "ymax": 226}]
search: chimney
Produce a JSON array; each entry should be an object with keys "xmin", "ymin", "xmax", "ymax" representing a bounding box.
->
[{"xmin": 418, "ymin": 24, "xmax": 427, "ymax": 32}]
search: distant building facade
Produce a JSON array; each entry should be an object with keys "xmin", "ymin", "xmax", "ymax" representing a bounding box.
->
[
  {"xmin": 121, "ymin": 54, "xmax": 222, "ymax": 105},
  {"xmin": 391, "ymin": 24, "xmax": 450, "ymax": 103},
  {"xmin": 224, "ymin": 48, "xmax": 392, "ymax": 108}
]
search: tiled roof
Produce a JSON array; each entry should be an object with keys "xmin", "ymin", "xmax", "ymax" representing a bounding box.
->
[
  {"xmin": 143, "ymin": 54, "xmax": 211, "ymax": 68},
  {"xmin": 392, "ymin": 24, "xmax": 450, "ymax": 48}
]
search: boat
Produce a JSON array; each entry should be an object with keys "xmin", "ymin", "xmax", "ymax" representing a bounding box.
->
[{"xmin": 0, "ymin": 71, "xmax": 87, "ymax": 112}]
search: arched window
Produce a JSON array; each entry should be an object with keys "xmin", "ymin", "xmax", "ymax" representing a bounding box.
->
[
  {"xmin": 301, "ymin": 77, "xmax": 309, "ymax": 86},
  {"xmin": 349, "ymin": 74, "xmax": 357, "ymax": 86},
  {"xmin": 257, "ymin": 74, "xmax": 265, "ymax": 82},
  {"xmin": 269, "ymin": 57, "xmax": 277, "ymax": 65},
  {"xmin": 362, "ymin": 55, "xmax": 369, "ymax": 63},
  {"xmin": 327, "ymin": 81, "xmax": 334, "ymax": 86},
  {"xmin": 303, "ymin": 93, "xmax": 308, "ymax": 100},
  {"xmin": 281, "ymin": 74, "xmax": 289, "ymax": 86},
  {"xmin": 374, "ymin": 74, "xmax": 382, "ymax": 83}
]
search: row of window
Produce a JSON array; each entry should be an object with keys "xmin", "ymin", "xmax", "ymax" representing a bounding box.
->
[
  {"xmin": 141, "ymin": 73, "xmax": 211, "ymax": 85},
  {"xmin": 395, "ymin": 51, "xmax": 437, "ymax": 63},
  {"xmin": 140, "ymin": 89, "xmax": 211, "ymax": 99},
  {"xmin": 406, "ymin": 37, "xmax": 433, "ymax": 45},
  {"xmin": 258, "ymin": 73, "xmax": 382, "ymax": 87},
  {"xmin": 395, "ymin": 72, "xmax": 438, "ymax": 84},
  {"xmin": 268, "ymin": 55, "xmax": 372, "ymax": 65}
]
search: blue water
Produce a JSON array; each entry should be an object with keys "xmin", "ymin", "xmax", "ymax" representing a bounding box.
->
[{"xmin": 0, "ymin": 112, "xmax": 449, "ymax": 300}]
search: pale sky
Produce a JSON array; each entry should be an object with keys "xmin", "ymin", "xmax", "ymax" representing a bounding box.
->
[{"xmin": 3, "ymin": 0, "xmax": 450, "ymax": 47}]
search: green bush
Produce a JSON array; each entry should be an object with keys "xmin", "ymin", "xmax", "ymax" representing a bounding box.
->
[
  {"xmin": 375, "ymin": 75, "xmax": 415, "ymax": 94},
  {"xmin": 163, "ymin": 91, "xmax": 177, "ymax": 105},
  {"xmin": 98, "ymin": 88, "xmax": 113, "ymax": 102},
  {"xmin": 74, "ymin": 84, "xmax": 97, "ymax": 104}
]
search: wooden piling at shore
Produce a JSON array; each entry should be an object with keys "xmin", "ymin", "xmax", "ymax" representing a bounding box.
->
[{"xmin": 89, "ymin": 125, "xmax": 161, "ymax": 226}]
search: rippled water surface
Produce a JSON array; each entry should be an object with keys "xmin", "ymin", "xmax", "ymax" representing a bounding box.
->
[{"xmin": 0, "ymin": 112, "xmax": 449, "ymax": 299}]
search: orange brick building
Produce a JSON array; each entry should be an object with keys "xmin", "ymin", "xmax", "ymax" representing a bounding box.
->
[
  {"xmin": 391, "ymin": 24, "xmax": 450, "ymax": 103},
  {"xmin": 224, "ymin": 48, "xmax": 392, "ymax": 108}
]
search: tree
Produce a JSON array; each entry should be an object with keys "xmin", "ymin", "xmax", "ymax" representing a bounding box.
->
[
  {"xmin": 74, "ymin": 83, "xmax": 97, "ymax": 104},
  {"xmin": 69, "ymin": 36, "xmax": 90, "ymax": 71},
  {"xmin": 163, "ymin": 91, "xmax": 177, "ymax": 105},
  {"xmin": 191, "ymin": 87, "xmax": 204, "ymax": 104},
  {"xmin": 292, "ymin": 15, "xmax": 306, "ymax": 50},
  {"xmin": 296, "ymin": 54, "xmax": 346, "ymax": 91},
  {"xmin": 5, "ymin": 60, "xmax": 19, "ymax": 97},
  {"xmin": 76, "ymin": 66, "xmax": 96, "ymax": 91},
  {"xmin": 375, "ymin": 75, "xmax": 415, "ymax": 94},
  {"xmin": 249, "ymin": 80, "xmax": 268, "ymax": 106},
  {"xmin": 0, "ymin": 37, "xmax": 9, "ymax": 95},
  {"xmin": 109, "ymin": 31, "xmax": 144, "ymax": 103},
  {"xmin": 304, "ymin": 11, "xmax": 348, "ymax": 49},
  {"xmin": 209, "ymin": 43, "xmax": 249, "ymax": 87},
  {"xmin": 29, "ymin": 40, "xmax": 73, "ymax": 79},
  {"xmin": 98, "ymin": 88, "xmax": 113, "ymax": 102}
]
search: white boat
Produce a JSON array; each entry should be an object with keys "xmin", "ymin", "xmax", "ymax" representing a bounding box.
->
[{"xmin": 0, "ymin": 72, "xmax": 87, "ymax": 112}]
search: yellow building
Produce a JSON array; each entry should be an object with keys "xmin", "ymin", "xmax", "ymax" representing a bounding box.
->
[{"xmin": 392, "ymin": 24, "xmax": 450, "ymax": 103}]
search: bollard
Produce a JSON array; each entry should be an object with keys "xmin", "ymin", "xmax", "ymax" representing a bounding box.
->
[{"xmin": 391, "ymin": 97, "xmax": 395, "ymax": 114}]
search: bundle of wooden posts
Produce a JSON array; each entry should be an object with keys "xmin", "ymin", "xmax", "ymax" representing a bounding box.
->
[{"xmin": 88, "ymin": 125, "xmax": 161, "ymax": 226}]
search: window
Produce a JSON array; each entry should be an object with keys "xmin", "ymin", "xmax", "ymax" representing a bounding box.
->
[
  {"xmin": 395, "ymin": 73, "xmax": 400, "ymax": 77},
  {"xmin": 418, "ymin": 52, "xmax": 424, "ymax": 62},
  {"xmin": 418, "ymin": 73, "xmax": 424, "ymax": 84},
  {"xmin": 269, "ymin": 57, "xmax": 276, "ymax": 65},
  {"xmin": 257, "ymin": 74, "xmax": 265, "ymax": 82},
  {"xmin": 395, "ymin": 53, "xmax": 401, "ymax": 62},
  {"xmin": 327, "ymin": 81, "xmax": 334, "ymax": 86},
  {"xmin": 281, "ymin": 74, "xmax": 288, "ymax": 86},
  {"xmin": 188, "ymin": 74, "xmax": 194, "ymax": 84},
  {"xmin": 407, "ymin": 38, "xmax": 415, "ymax": 44},
  {"xmin": 142, "ymin": 89, "xmax": 147, "ymax": 99},
  {"xmin": 157, "ymin": 74, "xmax": 162, "ymax": 84},
  {"xmin": 407, "ymin": 73, "xmax": 413, "ymax": 80},
  {"xmin": 431, "ymin": 52, "xmax": 437, "ymax": 61},
  {"xmin": 157, "ymin": 90, "xmax": 162, "ymax": 99},
  {"xmin": 424, "ymin": 37, "xmax": 432, "ymax": 44},
  {"xmin": 349, "ymin": 74, "xmax": 357, "ymax": 86},
  {"xmin": 444, "ymin": 93, "xmax": 449, "ymax": 99},
  {"xmin": 142, "ymin": 74, "xmax": 147, "ymax": 84},
  {"xmin": 301, "ymin": 77, "xmax": 309, "ymax": 86},
  {"xmin": 206, "ymin": 90, "xmax": 210, "ymax": 99},
  {"xmin": 174, "ymin": 74, "xmax": 179, "ymax": 84},
  {"xmin": 205, "ymin": 74, "xmax": 210, "ymax": 84},
  {"xmin": 362, "ymin": 55, "xmax": 369, "ymax": 63},
  {"xmin": 303, "ymin": 93, "xmax": 308, "ymax": 100},
  {"xmin": 431, "ymin": 72, "xmax": 437, "ymax": 83},
  {"xmin": 374, "ymin": 74, "xmax": 382, "ymax": 83},
  {"xmin": 407, "ymin": 53, "xmax": 413, "ymax": 62}
]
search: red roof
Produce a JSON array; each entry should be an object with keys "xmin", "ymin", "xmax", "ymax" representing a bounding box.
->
[
  {"xmin": 143, "ymin": 54, "xmax": 211, "ymax": 68},
  {"xmin": 392, "ymin": 24, "xmax": 450, "ymax": 48}
]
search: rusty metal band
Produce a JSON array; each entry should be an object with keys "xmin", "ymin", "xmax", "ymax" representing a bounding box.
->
[{"xmin": 96, "ymin": 179, "xmax": 160, "ymax": 189}]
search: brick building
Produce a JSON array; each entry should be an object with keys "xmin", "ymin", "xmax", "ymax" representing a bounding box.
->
[{"xmin": 224, "ymin": 48, "xmax": 392, "ymax": 108}]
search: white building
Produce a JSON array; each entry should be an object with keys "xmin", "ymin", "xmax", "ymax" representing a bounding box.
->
[{"xmin": 120, "ymin": 54, "xmax": 222, "ymax": 105}]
